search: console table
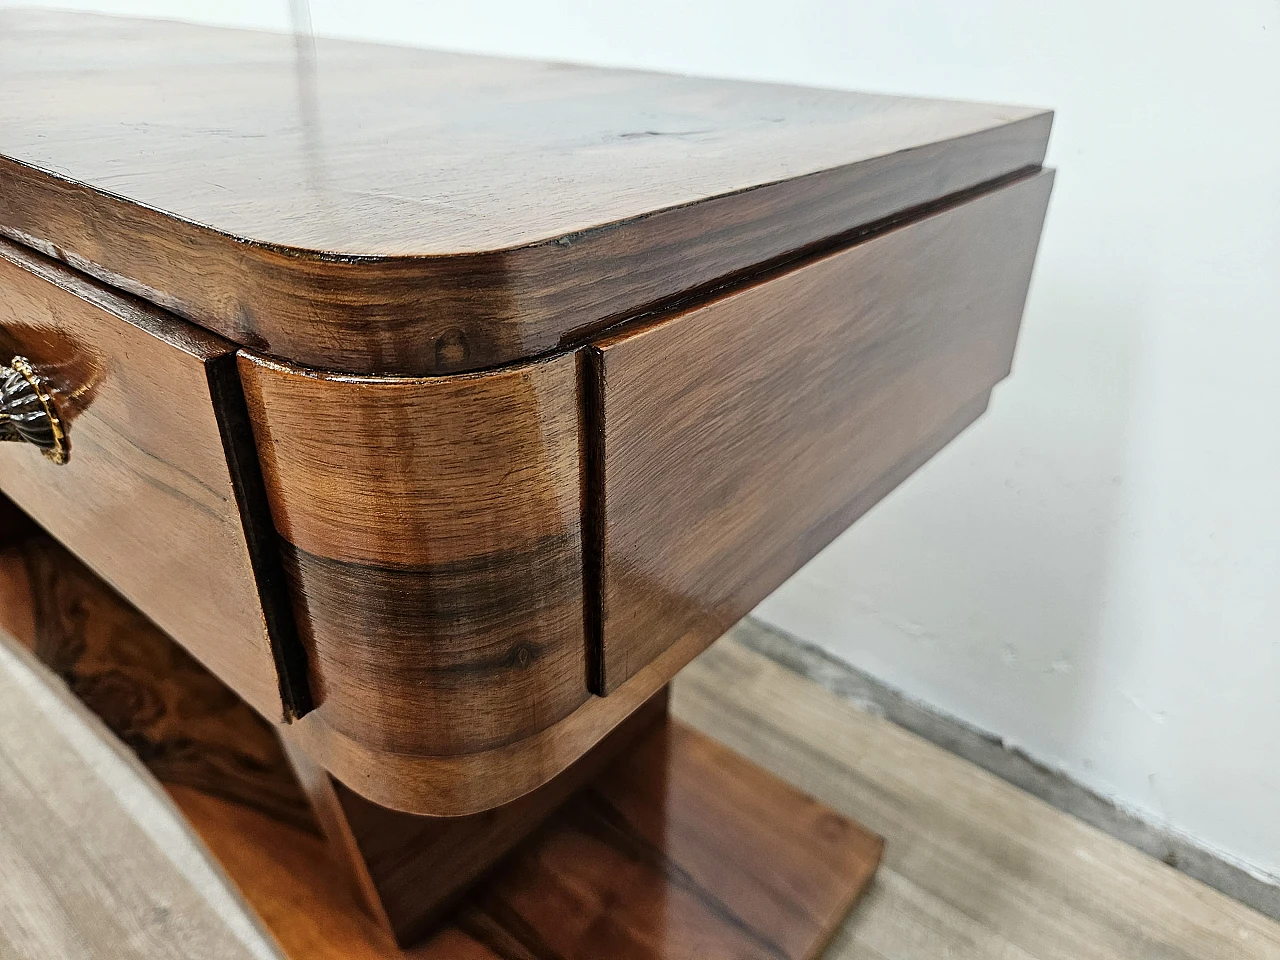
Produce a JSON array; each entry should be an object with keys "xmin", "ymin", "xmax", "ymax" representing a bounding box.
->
[{"xmin": 0, "ymin": 11, "xmax": 1053, "ymax": 957}]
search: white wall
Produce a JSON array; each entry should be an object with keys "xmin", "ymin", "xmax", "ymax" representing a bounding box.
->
[{"xmin": 8, "ymin": 0, "xmax": 1280, "ymax": 882}]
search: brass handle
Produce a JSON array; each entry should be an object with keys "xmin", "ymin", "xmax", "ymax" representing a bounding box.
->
[{"xmin": 0, "ymin": 356, "xmax": 68, "ymax": 464}]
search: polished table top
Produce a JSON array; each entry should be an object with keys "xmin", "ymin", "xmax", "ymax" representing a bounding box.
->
[{"xmin": 0, "ymin": 10, "xmax": 1050, "ymax": 374}]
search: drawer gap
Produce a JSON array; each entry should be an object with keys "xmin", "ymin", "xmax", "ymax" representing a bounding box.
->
[{"xmin": 207, "ymin": 355, "xmax": 314, "ymax": 721}]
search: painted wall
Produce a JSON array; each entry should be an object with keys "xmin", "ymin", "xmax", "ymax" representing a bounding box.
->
[{"xmin": 6, "ymin": 0, "xmax": 1279, "ymax": 882}]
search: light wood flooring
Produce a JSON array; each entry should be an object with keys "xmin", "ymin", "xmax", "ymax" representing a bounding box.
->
[{"xmin": 681, "ymin": 635, "xmax": 1280, "ymax": 960}]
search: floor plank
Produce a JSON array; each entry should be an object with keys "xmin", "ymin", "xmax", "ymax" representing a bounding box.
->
[{"xmin": 0, "ymin": 638, "xmax": 282, "ymax": 960}]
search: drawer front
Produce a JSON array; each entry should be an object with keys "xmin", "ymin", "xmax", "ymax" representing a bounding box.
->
[
  {"xmin": 590, "ymin": 171, "xmax": 1054, "ymax": 691},
  {"xmin": 0, "ymin": 238, "xmax": 288, "ymax": 720}
]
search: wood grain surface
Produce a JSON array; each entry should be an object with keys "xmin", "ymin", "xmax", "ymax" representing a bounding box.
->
[
  {"xmin": 238, "ymin": 173, "xmax": 1053, "ymax": 815},
  {"xmin": 0, "ymin": 237, "xmax": 299, "ymax": 721},
  {"xmin": 590, "ymin": 170, "xmax": 1054, "ymax": 690},
  {"xmin": 267, "ymin": 588, "xmax": 724, "ymax": 816},
  {"xmin": 446, "ymin": 719, "xmax": 882, "ymax": 960},
  {"xmin": 0, "ymin": 10, "xmax": 1051, "ymax": 374},
  {"xmin": 239, "ymin": 351, "xmax": 590, "ymax": 766}
]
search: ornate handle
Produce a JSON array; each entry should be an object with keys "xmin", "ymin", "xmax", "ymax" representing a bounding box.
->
[{"xmin": 0, "ymin": 356, "xmax": 68, "ymax": 464}]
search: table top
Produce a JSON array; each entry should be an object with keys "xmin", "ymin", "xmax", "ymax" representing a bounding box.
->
[
  {"xmin": 0, "ymin": 10, "xmax": 1051, "ymax": 373},
  {"xmin": 1, "ymin": 10, "xmax": 1044, "ymax": 256}
]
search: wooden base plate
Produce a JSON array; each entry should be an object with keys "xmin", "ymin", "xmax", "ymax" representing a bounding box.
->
[{"xmin": 177, "ymin": 718, "xmax": 881, "ymax": 960}]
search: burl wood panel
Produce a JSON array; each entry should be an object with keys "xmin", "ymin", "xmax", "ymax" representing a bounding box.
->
[
  {"xmin": 590, "ymin": 171, "xmax": 1054, "ymax": 690},
  {"xmin": 0, "ymin": 533, "xmax": 313, "ymax": 831},
  {"xmin": 0, "ymin": 238, "xmax": 298, "ymax": 721},
  {"xmin": 288, "ymin": 690, "xmax": 672, "ymax": 947},
  {"xmin": 238, "ymin": 352, "xmax": 591, "ymax": 773},
  {"xmin": 0, "ymin": 10, "xmax": 1051, "ymax": 374}
]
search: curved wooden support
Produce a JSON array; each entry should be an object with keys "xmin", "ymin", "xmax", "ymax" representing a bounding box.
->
[{"xmin": 284, "ymin": 615, "xmax": 713, "ymax": 816}]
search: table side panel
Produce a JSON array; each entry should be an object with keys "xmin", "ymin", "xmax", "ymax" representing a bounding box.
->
[{"xmin": 592, "ymin": 170, "xmax": 1055, "ymax": 690}]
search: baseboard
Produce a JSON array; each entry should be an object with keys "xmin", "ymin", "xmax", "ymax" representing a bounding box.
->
[{"xmin": 733, "ymin": 615, "xmax": 1280, "ymax": 924}]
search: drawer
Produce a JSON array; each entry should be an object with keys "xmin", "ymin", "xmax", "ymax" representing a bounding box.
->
[
  {"xmin": 0, "ymin": 238, "xmax": 298, "ymax": 721},
  {"xmin": 588, "ymin": 170, "xmax": 1055, "ymax": 691}
]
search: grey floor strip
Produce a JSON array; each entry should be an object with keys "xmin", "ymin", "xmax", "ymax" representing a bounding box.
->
[{"xmin": 732, "ymin": 615, "xmax": 1280, "ymax": 923}]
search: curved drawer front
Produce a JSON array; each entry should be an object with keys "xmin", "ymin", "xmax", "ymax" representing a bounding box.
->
[
  {"xmin": 0, "ymin": 238, "xmax": 287, "ymax": 721},
  {"xmin": 237, "ymin": 352, "xmax": 592, "ymax": 763}
]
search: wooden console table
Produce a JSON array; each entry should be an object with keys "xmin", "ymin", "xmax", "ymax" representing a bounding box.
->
[{"xmin": 0, "ymin": 11, "xmax": 1052, "ymax": 957}]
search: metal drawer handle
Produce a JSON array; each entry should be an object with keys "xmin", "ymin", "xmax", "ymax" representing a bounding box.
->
[{"xmin": 0, "ymin": 356, "xmax": 68, "ymax": 464}]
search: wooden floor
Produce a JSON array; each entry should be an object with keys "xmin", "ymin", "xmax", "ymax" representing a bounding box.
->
[
  {"xmin": 2, "ymin": 616, "xmax": 1278, "ymax": 959},
  {"xmin": 677, "ymin": 637, "xmax": 1280, "ymax": 960}
]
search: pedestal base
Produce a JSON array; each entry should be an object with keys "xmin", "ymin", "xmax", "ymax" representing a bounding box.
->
[
  {"xmin": 180, "ymin": 718, "xmax": 881, "ymax": 960},
  {"xmin": 0, "ymin": 521, "xmax": 882, "ymax": 959}
]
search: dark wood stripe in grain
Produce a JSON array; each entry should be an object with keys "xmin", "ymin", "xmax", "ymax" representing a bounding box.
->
[
  {"xmin": 282, "ymin": 539, "xmax": 589, "ymax": 756},
  {"xmin": 239, "ymin": 349, "xmax": 591, "ymax": 766},
  {"xmin": 282, "ymin": 609, "xmax": 718, "ymax": 816}
]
